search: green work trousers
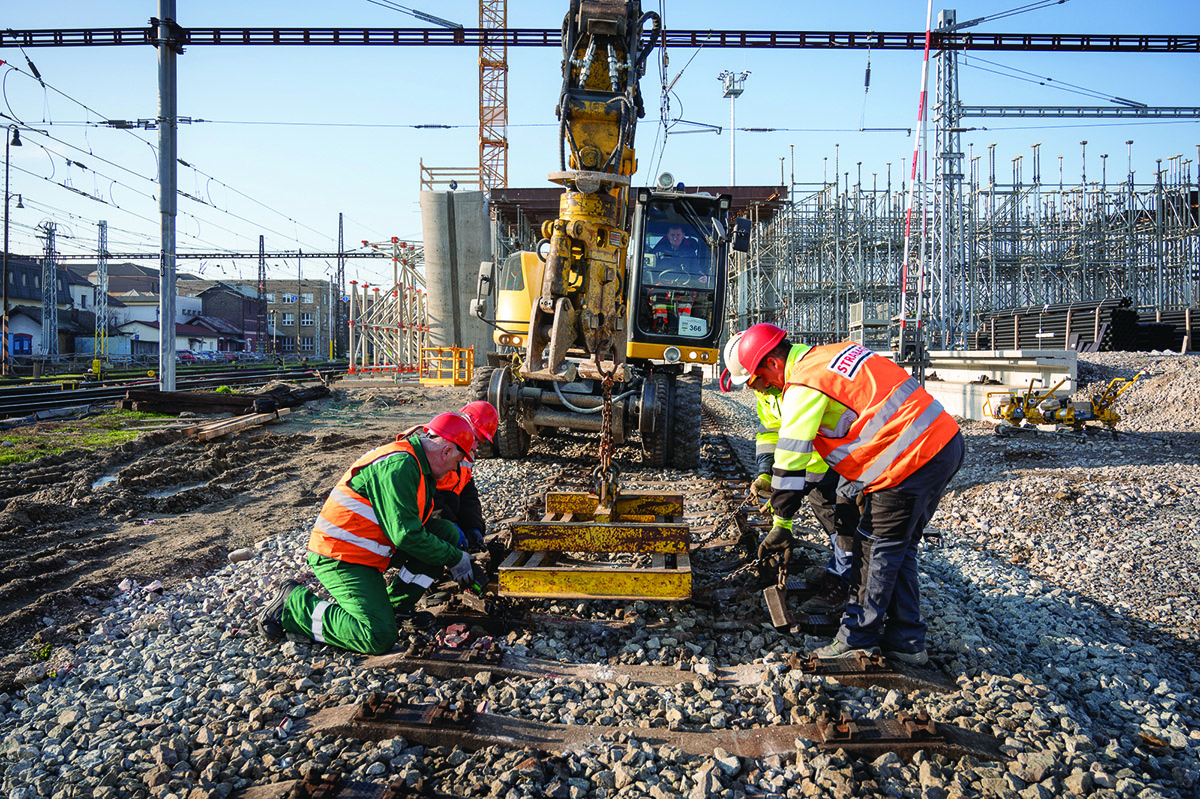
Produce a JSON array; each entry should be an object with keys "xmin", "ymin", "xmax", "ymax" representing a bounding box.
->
[{"xmin": 281, "ymin": 525, "xmax": 458, "ymax": 655}]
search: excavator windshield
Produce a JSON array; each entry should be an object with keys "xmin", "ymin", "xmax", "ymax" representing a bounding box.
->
[{"xmin": 633, "ymin": 199, "xmax": 724, "ymax": 342}]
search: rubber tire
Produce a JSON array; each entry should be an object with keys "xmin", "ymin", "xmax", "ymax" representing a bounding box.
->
[
  {"xmin": 641, "ymin": 372, "xmax": 671, "ymax": 468},
  {"xmin": 468, "ymin": 366, "xmax": 497, "ymax": 460},
  {"xmin": 490, "ymin": 366, "xmax": 530, "ymax": 460},
  {"xmin": 670, "ymin": 371, "xmax": 702, "ymax": 470}
]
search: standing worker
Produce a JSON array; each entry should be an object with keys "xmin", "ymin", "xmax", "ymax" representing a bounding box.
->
[
  {"xmin": 721, "ymin": 333, "xmax": 857, "ymax": 614},
  {"xmin": 258, "ymin": 412, "xmax": 485, "ymax": 655},
  {"xmin": 736, "ymin": 323, "xmax": 963, "ymax": 664},
  {"xmin": 436, "ymin": 400, "xmax": 500, "ymax": 552}
]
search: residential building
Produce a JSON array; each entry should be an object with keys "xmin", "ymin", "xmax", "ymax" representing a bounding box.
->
[
  {"xmin": 1, "ymin": 255, "xmax": 114, "ymax": 357},
  {"xmin": 80, "ymin": 262, "xmax": 205, "ymax": 294},
  {"xmin": 115, "ymin": 320, "xmax": 220, "ymax": 358},
  {"xmin": 183, "ymin": 278, "xmax": 339, "ymax": 356}
]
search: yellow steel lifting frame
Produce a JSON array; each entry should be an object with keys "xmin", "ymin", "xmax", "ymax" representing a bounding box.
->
[{"xmin": 498, "ymin": 490, "xmax": 691, "ymax": 601}]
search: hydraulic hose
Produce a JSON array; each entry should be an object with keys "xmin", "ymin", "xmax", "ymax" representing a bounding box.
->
[{"xmin": 551, "ymin": 378, "xmax": 640, "ymax": 414}]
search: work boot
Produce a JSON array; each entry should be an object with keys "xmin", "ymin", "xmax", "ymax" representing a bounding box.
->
[
  {"xmin": 883, "ymin": 648, "xmax": 930, "ymax": 666},
  {"xmin": 800, "ymin": 565, "xmax": 828, "ymax": 583},
  {"xmin": 396, "ymin": 608, "xmax": 436, "ymax": 632},
  {"xmin": 259, "ymin": 579, "xmax": 301, "ymax": 642},
  {"xmin": 812, "ymin": 640, "xmax": 879, "ymax": 659},
  {"xmin": 799, "ymin": 576, "xmax": 849, "ymax": 614}
]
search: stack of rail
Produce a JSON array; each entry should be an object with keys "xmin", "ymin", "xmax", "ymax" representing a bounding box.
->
[
  {"xmin": 1137, "ymin": 308, "xmax": 1198, "ymax": 352},
  {"xmin": 976, "ymin": 298, "xmax": 1141, "ymax": 351}
]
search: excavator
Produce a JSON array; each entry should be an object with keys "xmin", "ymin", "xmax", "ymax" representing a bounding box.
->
[{"xmin": 472, "ymin": 1, "xmax": 749, "ymax": 487}]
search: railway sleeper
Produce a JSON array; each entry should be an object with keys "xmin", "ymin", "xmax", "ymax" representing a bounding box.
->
[
  {"xmin": 361, "ymin": 641, "xmax": 958, "ymax": 694},
  {"xmin": 299, "ymin": 696, "xmax": 1007, "ymax": 764},
  {"xmin": 241, "ymin": 771, "xmax": 456, "ymax": 799}
]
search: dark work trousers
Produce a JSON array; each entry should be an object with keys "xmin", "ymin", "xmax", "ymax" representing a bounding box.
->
[
  {"xmin": 806, "ymin": 470, "xmax": 860, "ymax": 583},
  {"xmin": 838, "ymin": 432, "xmax": 965, "ymax": 654}
]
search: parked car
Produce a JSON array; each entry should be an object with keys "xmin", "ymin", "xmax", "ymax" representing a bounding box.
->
[{"xmin": 176, "ymin": 350, "xmax": 198, "ymax": 363}]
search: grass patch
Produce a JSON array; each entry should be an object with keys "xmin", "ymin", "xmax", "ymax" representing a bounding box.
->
[{"xmin": 0, "ymin": 409, "xmax": 175, "ymax": 467}]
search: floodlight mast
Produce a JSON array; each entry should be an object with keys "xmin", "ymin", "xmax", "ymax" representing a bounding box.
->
[{"xmin": 718, "ymin": 70, "xmax": 750, "ymax": 185}]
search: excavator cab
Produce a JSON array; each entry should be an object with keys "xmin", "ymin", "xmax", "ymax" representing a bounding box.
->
[{"xmin": 625, "ymin": 188, "xmax": 732, "ymax": 364}]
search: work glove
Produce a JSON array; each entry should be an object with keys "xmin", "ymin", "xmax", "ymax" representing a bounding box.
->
[
  {"xmin": 751, "ymin": 474, "xmax": 773, "ymax": 501},
  {"xmin": 448, "ymin": 551, "xmax": 474, "ymax": 587},
  {"xmin": 464, "ymin": 528, "xmax": 484, "ymax": 551},
  {"xmin": 466, "ymin": 563, "xmax": 489, "ymax": 596},
  {"xmin": 454, "ymin": 525, "xmax": 468, "ymax": 550},
  {"xmin": 757, "ymin": 524, "xmax": 795, "ymax": 561}
]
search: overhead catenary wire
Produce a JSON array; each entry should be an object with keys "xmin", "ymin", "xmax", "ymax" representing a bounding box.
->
[
  {"xmin": 0, "ymin": 60, "xmax": 345, "ymax": 266},
  {"xmin": 960, "ymin": 56, "xmax": 1136, "ymax": 105}
]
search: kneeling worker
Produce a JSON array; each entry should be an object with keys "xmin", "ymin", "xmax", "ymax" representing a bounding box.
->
[
  {"xmin": 737, "ymin": 323, "xmax": 963, "ymax": 664},
  {"xmin": 258, "ymin": 412, "xmax": 483, "ymax": 655}
]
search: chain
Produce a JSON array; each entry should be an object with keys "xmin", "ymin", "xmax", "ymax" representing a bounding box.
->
[
  {"xmin": 599, "ymin": 373, "xmax": 615, "ymax": 469},
  {"xmin": 593, "ymin": 352, "xmax": 619, "ymax": 505}
]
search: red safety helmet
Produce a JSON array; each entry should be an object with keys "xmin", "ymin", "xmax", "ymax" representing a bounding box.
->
[
  {"xmin": 422, "ymin": 412, "xmax": 476, "ymax": 462},
  {"xmin": 459, "ymin": 400, "xmax": 499, "ymax": 443},
  {"xmin": 736, "ymin": 323, "xmax": 788, "ymax": 377}
]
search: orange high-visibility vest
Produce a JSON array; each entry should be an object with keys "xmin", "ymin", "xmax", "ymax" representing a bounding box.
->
[
  {"xmin": 307, "ymin": 436, "xmax": 433, "ymax": 571},
  {"xmin": 436, "ymin": 462, "xmax": 472, "ymax": 495},
  {"xmin": 785, "ymin": 343, "xmax": 958, "ymax": 492}
]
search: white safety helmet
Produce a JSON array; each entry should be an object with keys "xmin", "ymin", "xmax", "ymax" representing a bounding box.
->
[{"xmin": 720, "ymin": 332, "xmax": 753, "ymax": 392}]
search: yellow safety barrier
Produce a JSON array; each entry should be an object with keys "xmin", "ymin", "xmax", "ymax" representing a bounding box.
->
[{"xmin": 418, "ymin": 346, "xmax": 474, "ymax": 387}]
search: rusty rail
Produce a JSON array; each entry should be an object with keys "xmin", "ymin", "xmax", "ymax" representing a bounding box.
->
[{"xmin": 301, "ymin": 697, "xmax": 1007, "ymax": 764}]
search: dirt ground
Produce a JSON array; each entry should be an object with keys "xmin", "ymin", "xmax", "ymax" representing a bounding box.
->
[{"xmin": 0, "ymin": 380, "xmax": 472, "ymax": 688}]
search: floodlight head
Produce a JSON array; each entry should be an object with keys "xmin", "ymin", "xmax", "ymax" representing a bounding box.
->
[
  {"xmin": 655, "ymin": 172, "xmax": 675, "ymax": 190},
  {"xmin": 9, "ymin": 128, "xmax": 21, "ymax": 147}
]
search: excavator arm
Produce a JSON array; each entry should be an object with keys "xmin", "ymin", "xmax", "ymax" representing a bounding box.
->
[{"xmin": 521, "ymin": 1, "xmax": 661, "ymax": 382}]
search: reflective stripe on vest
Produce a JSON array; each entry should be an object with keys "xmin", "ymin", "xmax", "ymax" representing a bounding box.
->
[
  {"xmin": 307, "ymin": 437, "xmax": 432, "ymax": 572},
  {"xmin": 785, "ymin": 343, "xmax": 958, "ymax": 491}
]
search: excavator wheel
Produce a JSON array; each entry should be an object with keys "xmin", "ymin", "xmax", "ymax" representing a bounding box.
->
[
  {"xmin": 488, "ymin": 365, "xmax": 530, "ymax": 459},
  {"xmin": 468, "ymin": 366, "xmax": 497, "ymax": 460},
  {"xmin": 640, "ymin": 372, "xmax": 671, "ymax": 468},
  {"xmin": 670, "ymin": 370, "xmax": 702, "ymax": 470}
]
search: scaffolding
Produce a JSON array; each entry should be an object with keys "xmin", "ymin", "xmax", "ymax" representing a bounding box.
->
[
  {"xmin": 729, "ymin": 144, "xmax": 1198, "ymax": 347},
  {"xmin": 347, "ymin": 239, "xmax": 429, "ymax": 375}
]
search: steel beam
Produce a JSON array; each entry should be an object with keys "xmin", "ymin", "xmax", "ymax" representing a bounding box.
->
[
  {"xmin": 1, "ymin": 27, "xmax": 1196, "ymax": 52},
  {"xmin": 961, "ymin": 105, "xmax": 1200, "ymax": 118},
  {"xmin": 498, "ymin": 550, "xmax": 691, "ymax": 600}
]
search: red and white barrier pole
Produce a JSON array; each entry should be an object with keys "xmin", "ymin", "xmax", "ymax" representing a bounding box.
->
[{"xmin": 898, "ymin": 0, "xmax": 935, "ymax": 349}]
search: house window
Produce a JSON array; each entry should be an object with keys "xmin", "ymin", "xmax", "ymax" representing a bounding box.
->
[
  {"xmin": 300, "ymin": 312, "xmax": 314, "ymax": 327},
  {"xmin": 265, "ymin": 292, "xmax": 275, "ymax": 302},
  {"xmin": 301, "ymin": 293, "xmax": 314, "ymax": 304},
  {"xmin": 281, "ymin": 338, "xmax": 295, "ymax": 351},
  {"xmin": 81, "ymin": 294, "xmax": 88, "ymax": 309},
  {"xmin": 300, "ymin": 337, "xmax": 315, "ymax": 352},
  {"xmin": 281, "ymin": 313, "xmax": 295, "ymax": 327},
  {"xmin": 12, "ymin": 334, "xmax": 32, "ymax": 355}
]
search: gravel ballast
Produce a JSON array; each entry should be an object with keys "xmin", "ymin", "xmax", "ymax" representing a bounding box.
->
[{"xmin": 1, "ymin": 352, "xmax": 1198, "ymax": 799}]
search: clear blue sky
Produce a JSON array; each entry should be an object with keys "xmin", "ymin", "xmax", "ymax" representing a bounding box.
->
[{"xmin": 2, "ymin": 1, "xmax": 1198, "ymax": 286}]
